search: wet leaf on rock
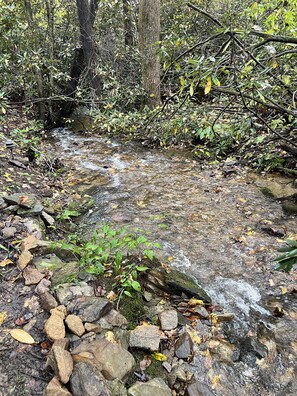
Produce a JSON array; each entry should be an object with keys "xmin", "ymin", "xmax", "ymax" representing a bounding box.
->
[
  {"xmin": 151, "ymin": 352, "xmax": 167, "ymax": 362},
  {"xmin": 10, "ymin": 329, "xmax": 36, "ymax": 344}
]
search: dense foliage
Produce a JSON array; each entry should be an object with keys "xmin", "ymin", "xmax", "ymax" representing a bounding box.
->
[{"xmin": 0, "ymin": 0, "xmax": 296, "ymax": 170}]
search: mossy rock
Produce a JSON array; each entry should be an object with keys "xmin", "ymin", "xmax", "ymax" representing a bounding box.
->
[
  {"xmin": 68, "ymin": 195, "xmax": 95, "ymax": 215},
  {"xmin": 260, "ymin": 187, "xmax": 275, "ymax": 198},
  {"xmin": 119, "ymin": 293, "xmax": 146, "ymax": 330},
  {"xmin": 282, "ymin": 201, "xmax": 297, "ymax": 215},
  {"xmin": 163, "ymin": 269, "xmax": 211, "ymax": 304}
]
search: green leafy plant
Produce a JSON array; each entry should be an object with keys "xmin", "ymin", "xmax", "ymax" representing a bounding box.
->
[
  {"xmin": 52, "ymin": 224, "xmax": 161, "ymax": 300},
  {"xmin": 57, "ymin": 209, "xmax": 81, "ymax": 221},
  {"xmin": 275, "ymin": 239, "xmax": 297, "ymax": 272}
]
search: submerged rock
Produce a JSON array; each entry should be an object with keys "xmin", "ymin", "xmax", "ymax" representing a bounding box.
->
[
  {"xmin": 175, "ymin": 332, "xmax": 193, "ymax": 359},
  {"xmin": 128, "ymin": 378, "xmax": 171, "ymax": 396}
]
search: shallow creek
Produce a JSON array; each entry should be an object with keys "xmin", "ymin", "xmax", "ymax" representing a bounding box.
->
[{"xmin": 52, "ymin": 128, "xmax": 297, "ymax": 396}]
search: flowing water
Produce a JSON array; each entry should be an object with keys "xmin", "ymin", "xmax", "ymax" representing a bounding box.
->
[{"xmin": 52, "ymin": 128, "xmax": 297, "ymax": 395}]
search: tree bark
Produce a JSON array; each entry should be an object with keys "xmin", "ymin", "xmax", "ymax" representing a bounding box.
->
[
  {"xmin": 123, "ymin": 0, "xmax": 133, "ymax": 46},
  {"xmin": 139, "ymin": 0, "xmax": 161, "ymax": 108},
  {"xmin": 76, "ymin": 0, "xmax": 102, "ymax": 96}
]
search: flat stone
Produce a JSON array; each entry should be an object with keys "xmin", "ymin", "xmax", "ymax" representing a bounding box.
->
[
  {"xmin": 71, "ymin": 339, "xmax": 135, "ymax": 381},
  {"xmin": 159, "ymin": 309, "xmax": 178, "ymax": 330},
  {"xmin": 85, "ymin": 322, "xmax": 101, "ymax": 333},
  {"xmin": 51, "ymin": 261, "xmax": 80, "ymax": 287},
  {"xmin": 70, "ymin": 361, "xmax": 111, "ymax": 396},
  {"xmin": 23, "ymin": 267, "xmax": 45, "ymax": 285},
  {"xmin": 4, "ymin": 193, "xmax": 36, "ymax": 208},
  {"xmin": 129, "ymin": 324, "xmax": 161, "ymax": 351},
  {"xmin": 55, "ymin": 282, "xmax": 94, "ymax": 305},
  {"xmin": 99, "ymin": 309, "xmax": 128, "ymax": 329},
  {"xmin": 128, "ymin": 378, "xmax": 171, "ymax": 396},
  {"xmin": 175, "ymin": 332, "xmax": 193, "ymax": 359},
  {"xmin": 193, "ymin": 306, "xmax": 209, "ymax": 319},
  {"xmin": 185, "ymin": 379, "xmax": 215, "ymax": 396},
  {"xmin": 44, "ymin": 305, "xmax": 67, "ymax": 341},
  {"xmin": 34, "ymin": 253, "xmax": 62, "ymax": 269},
  {"xmin": 17, "ymin": 203, "xmax": 44, "ymax": 216},
  {"xmin": 45, "ymin": 376, "xmax": 72, "ymax": 396},
  {"xmin": 65, "ymin": 314, "xmax": 85, "ymax": 336},
  {"xmin": 21, "ymin": 235, "xmax": 38, "ymax": 252},
  {"xmin": 2, "ymin": 205, "xmax": 18, "ymax": 214},
  {"xmin": 41, "ymin": 211, "xmax": 55, "ymax": 226},
  {"xmin": 46, "ymin": 345, "xmax": 73, "ymax": 384},
  {"xmin": 2, "ymin": 226, "xmax": 17, "ymax": 239},
  {"xmin": 18, "ymin": 250, "xmax": 33, "ymax": 270},
  {"xmin": 39, "ymin": 291, "xmax": 58, "ymax": 311},
  {"xmin": 68, "ymin": 296, "xmax": 113, "ymax": 323}
]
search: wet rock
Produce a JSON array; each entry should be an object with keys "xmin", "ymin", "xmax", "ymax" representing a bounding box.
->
[
  {"xmin": 40, "ymin": 291, "xmax": 58, "ymax": 312},
  {"xmin": 46, "ymin": 345, "xmax": 73, "ymax": 384},
  {"xmin": 185, "ymin": 379, "xmax": 215, "ymax": 396},
  {"xmin": 85, "ymin": 322, "xmax": 101, "ymax": 333},
  {"xmin": 65, "ymin": 315, "xmax": 85, "ymax": 337},
  {"xmin": 68, "ymin": 296, "xmax": 113, "ymax": 322},
  {"xmin": 72, "ymin": 339, "xmax": 135, "ymax": 381},
  {"xmin": 51, "ymin": 262, "xmax": 80, "ymax": 287},
  {"xmin": 18, "ymin": 250, "xmax": 33, "ymax": 270},
  {"xmin": 45, "ymin": 376, "xmax": 72, "ymax": 396},
  {"xmin": 99, "ymin": 309, "xmax": 128, "ymax": 329},
  {"xmin": 128, "ymin": 378, "xmax": 171, "ymax": 396},
  {"xmin": 129, "ymin": 324, "xmax": 161, "ymax": 351},
  {"xmin": 175, "ymin": 332, "xmax": 193, "ymax": 359},
  {"xmin": 17, "ymin": 202, "xmax": 44, "ymax": 216},
  {"xmin": 144, "ymin": 268, "xmax": 211, "ymax": 303},
  {"xmin": 44, "ymin": 305, "xmax": 67, "ymax": 341},
  {"xmin": 193, "ymin": 306, "xmax": 209, "ymax": 319},
  {"xmin": 70, "ymin": 361, "xmax": 111, "ymax": 396},
  {"xmin": 67, "ymin": 195, "xmax": 94, "ymax": 215},
  {"xmin": 159, "ymin": 309, "xmax": 178, "ymax": 330},
  {"xmin": 23, "ymin": 267, "xmax": 44, "ymax": 285},
  {"xmin": 259, "ymin": 181, "xmax": 297, "ymax": 200},
  {"xmin": 3, "ymin": 193, "xmax": 36, "ymax": 208},
  {"xmin": 2, "ymin": 226, "xmax": 17, "ymax": 239},
  {"xmin": 55, "ymin": 282, "xmax": 94, "ymax": 306},
  {"xmin": 208, "ymin": 339, "xmax": 235, "ymax": 364},
  {"xmin": 240, "ymin": 336, "xmax": 268, "ymax": 361},
  {"xmin": 0, "ymin": 196, "xmax": 6, "ymax": 209},
  {"xmin": 41, "ymin": 211, "xmax": 55, "ymax": 226}
]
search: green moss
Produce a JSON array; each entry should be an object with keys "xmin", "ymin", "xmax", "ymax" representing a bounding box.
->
[
  {"xmin": 119, "ymin": 293, "xmax": 146, "ymax": 329},
  {"xmin": 260, "ymin": 187, "xmax": 275, "ymax": 198}
]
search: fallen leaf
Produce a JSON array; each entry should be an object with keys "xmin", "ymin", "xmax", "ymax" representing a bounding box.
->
[
  {"xmin": 0, "ymin": 311, "xmax": 8, "ymax": 326},
  {"xmin": 188, "ymin": 298, "xmax": 205, "ymax": 307},
  {"xmin": 105, "ymin": 331, "xmax": 116, "ymax": 343},
  {"xmin": 0, "ymin": 258, "xmax": 13, "ymax": 267},
  {"xmin": 151, "ymin": 352, "xmax": 167, "ymax": 362},
  {"xmin": 280, "ymin": 286, "xmax": 287, "ymax": 295},
  {"xmin": 211, "ymin": 375, "xmax": 221, "ymax": 389},
  {"xmin": 10, "ymin": 329, "xmax": 35, "ymax": 344}
]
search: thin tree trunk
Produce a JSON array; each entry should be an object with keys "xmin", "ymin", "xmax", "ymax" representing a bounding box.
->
[
  {"xmin": 123, "ymin": 0, "xmax": 133, "ymax": 46},
  {"xmin": 45, "ymin": 0, "xmax": 55, "ymax": 120},
  {"xmin": 76, "ymin": 0, "xmax": 102, "ymax": 96},
  {"xmin": 24, "ymin": 0, "xmax": 46, "ymax": 121},
  {"xmin": 139, "ymin": 0, "xmax": 161, "ymax": 108}
]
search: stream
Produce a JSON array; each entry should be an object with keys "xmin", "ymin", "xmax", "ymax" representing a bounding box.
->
[{"xmin": 52, "ymin": 127, "xmax": 297, "ymax": 396}]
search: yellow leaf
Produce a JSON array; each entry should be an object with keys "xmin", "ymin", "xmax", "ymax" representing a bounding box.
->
[
  {"xmin": 0, "ymin": 258, "xmax": 13, "ymax": 267},
  {"xmin": 105, "ymin": 331, "xmax": 116, "ymax": 343},
  {"xmin": 280, "ymin": 286, "xmax": 287, "ymax": 295},
  {"xmin": 211, "ymin": 375, "xmax": 221, "ymax": 389},
  {"xmin": 188, "ymin": 298, "xmax": 204, "ymax": 307},
  {"xmin": 0, "ymin": 311, "xmax": 8, "ymax": 326},
  {"xmin": 210, "ymin": 313, "xmax": 218, "ymax": 325},
  {"xmin": 137, "ymin": 200, "xmax": 146, "ymax": 208},
  {"xmin": 10, "ymin": 329, "xmax": 35, "ymax": 344},
  {"xmin": 151, "ymin": 352, "xmax": 167, "ymax": 361},
  {"xmin": 272, "ymin": 58, "xmax": 278, "ymax": 68},
  {"xmin": 204, "ymin": 77, "xmax": 212, "ymax": 95},
  {"xmin": 4, "ymin": 173, "xmax": 13, "ymax": 182}
]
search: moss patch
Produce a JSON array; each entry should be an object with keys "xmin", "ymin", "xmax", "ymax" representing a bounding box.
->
[{"xmin": 119, "ymin": 292, "xmax": 146, "ymax": 329}]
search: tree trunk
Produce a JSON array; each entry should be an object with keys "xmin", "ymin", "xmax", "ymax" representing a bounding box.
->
[
  {"xmin": 139, "ymin": 0, "xmax": 161, "ymax": 108},
  {"xmin": 24, "ymin": 0, "xmax": 46, "ymax": 121},
  {"xmin": 76, "ymin": 0, "xmax": 102, "ymax": 96},
  {"xmin": 45, "ymin": 0, "xmax": 55, "ymax": 120},
  {"xmin": 123, "ymin": 0, "xmax": 133, "ymax": 46}
]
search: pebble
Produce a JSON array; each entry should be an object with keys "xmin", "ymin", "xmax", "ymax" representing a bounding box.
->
[{"xmin": 65, "ymin": 314, "xmax": 85, "ymax": 337}]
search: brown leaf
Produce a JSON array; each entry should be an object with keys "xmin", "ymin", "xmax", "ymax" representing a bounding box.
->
[{"xmin": 10, "ymin": 329, "xmax": 36, "ymax": 344}]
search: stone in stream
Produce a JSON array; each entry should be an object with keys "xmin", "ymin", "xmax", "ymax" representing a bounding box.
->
[
  {"xmin": 142, "ymin": 267, "xmax": 211, "ymax": 304},
  {"xmin": 159, "ymin": 309, "xmax": 178, "ymax": 330},
  {"xmin": 185, "ymin": 379, "xmax": 215, "ymax": 396},
  {"xmin": 45, "ymin": 376, "xmax": 72, "ymax": 396},
  {"xmin": 129, "ymin": 324, "xmax": 161, "ymax": 351},
  {"xmin": 127, "ymin": 378, "xmax": 171, "ymax": 396},
  {"xmin": 68, "ymin": 296, "xmax": 113, "ymax": 322},
  {"xmin": 175, "ymin": 332, "xmax": 193, "ymax": 359},
  {"xmin": 71, "ymin": 339, "xmax": 135, "ymax": 381}
]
